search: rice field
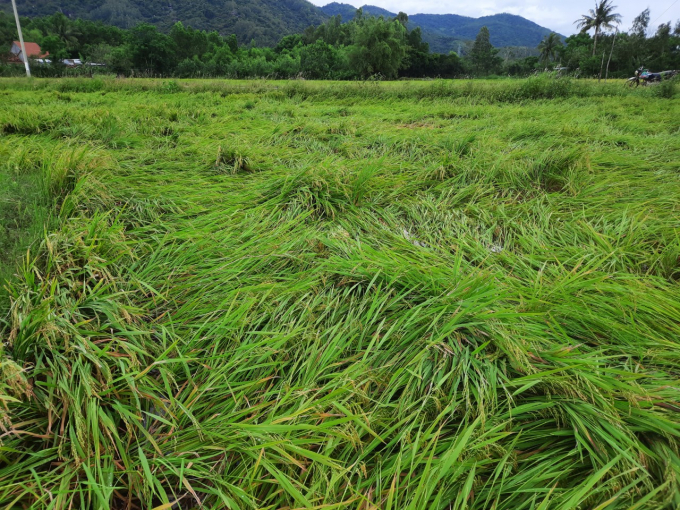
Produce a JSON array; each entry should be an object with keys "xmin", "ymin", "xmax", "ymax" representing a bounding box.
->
[{"xmin": 0, "ymin": 77, "xmax": 679, "ymax": 509}]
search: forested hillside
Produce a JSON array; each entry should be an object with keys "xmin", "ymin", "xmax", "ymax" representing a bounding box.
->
[
  {"xmin": 412, "ymin": 13, "xmax": 558, "ymax": 49},
  {"xmin": 321, "ymin": 2, "xmax": 394, "ymax": 20},
  {"xmin": 0, "ymin": 0, "xmax": 327, "ymax": 46},
  {"xmin": 4, "ymin": 0, "xmax": 559, "ymax": 50},
  {"xmin": 321, "ymin": 3, "xmax": 559, "ymax": 51}
]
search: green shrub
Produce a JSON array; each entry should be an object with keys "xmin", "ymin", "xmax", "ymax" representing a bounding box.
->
[{"xmin": 653, "ymin": 76, "xmax": 678, "ymax": 99}]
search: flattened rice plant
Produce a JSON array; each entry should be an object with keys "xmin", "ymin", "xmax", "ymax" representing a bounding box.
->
[{"xmin": 0, "ymin": 77, "xmax": 679, "ymax": 509}]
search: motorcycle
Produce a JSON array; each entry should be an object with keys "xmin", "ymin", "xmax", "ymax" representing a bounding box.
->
[{"xmin": 628, "ymin": 67, "xmax": 679, "ymax": 87}]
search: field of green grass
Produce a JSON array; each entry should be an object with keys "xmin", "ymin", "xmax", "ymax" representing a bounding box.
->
[{"xmin": 0, "ymin": 77, "xmax": 679, "ymax": 509}]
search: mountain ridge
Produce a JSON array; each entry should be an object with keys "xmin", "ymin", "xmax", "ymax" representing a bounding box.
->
[
  {"xmin": 0, "ymin": 0, "xmax": 327, "ymax": 47},
  {"xmin": 2, "ymin": 0, "xmax": 561, "ymax": 51},
  {"xmin": 321, "ymin": 3, "xmax": 561, "ymax": 50}
]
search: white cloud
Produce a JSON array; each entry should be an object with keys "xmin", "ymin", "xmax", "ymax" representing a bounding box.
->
[{"xmin": 307, "ymin": 0, "xmax": 680, "ymax": 36}]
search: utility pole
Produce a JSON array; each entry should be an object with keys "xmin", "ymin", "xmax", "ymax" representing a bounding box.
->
[
  {"xmin": 605, "ymin": 29, "xmax": 618, "ymax": 83},
  {"xmin": 11, "ymin": 0, "xmax": 31, "ymax": 77},
  {"xmin": 598, "ymin": 50, "xmax": 605, "ymax": 82}
]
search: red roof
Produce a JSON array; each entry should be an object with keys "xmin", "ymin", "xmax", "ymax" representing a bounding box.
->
[{"xmin": 12, "ymin": 41, "xmax": 49, "ymax": 58}]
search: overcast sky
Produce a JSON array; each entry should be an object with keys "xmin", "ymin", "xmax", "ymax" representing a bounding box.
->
[{"xmin": 307, "ymin": 1, "xmax": 680, "ymax": 37}]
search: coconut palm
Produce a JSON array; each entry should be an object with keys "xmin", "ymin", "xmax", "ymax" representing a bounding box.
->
[
  {"xmin": 538, "ymin": 32, "xmax": 562, "ymax": 64},
  {"xmin": 49, "ymin": 12, "xmax": 81, "ymax": 49},
  {"xmin": 575, "ymin": 0, "xmax": 622, "ymax": 56}
]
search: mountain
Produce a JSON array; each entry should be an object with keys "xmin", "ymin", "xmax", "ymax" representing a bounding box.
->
[
  {"xmin": 0, "ymin": 0, "xmax": 327, "ymax": 46},
  {"xmin": 4, "ymin": 0, "xmax": 560, "ymax": 51},
  {"xmin": 411, "ymin": 13, "xmax": 558, "ymax": 49},
  {"xmin": 321, "ymin": 2, "xmax": 394, "ymax": 20},
  {"xmin": 321, "ymin": 3, "xmax": 559, "ymax": 51}
]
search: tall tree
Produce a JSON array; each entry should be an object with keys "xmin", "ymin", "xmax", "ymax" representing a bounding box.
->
[
  {"xmin": 128, "ymin": 24, "xmax": 177, "ymax": 75},
  {"xmin": 468, "ymin": 26, "xmax": 502, "ymax": 75},
  {"xmin": 169, "ymin": 22, "xmax": 210, "ymax": 62},
  {"xmin": 575, "ymin": 0, "xmax": 622, "ymax": 56},
  {"xmin": 538, "ymin": 32, "xmax": 562, "ymax": 64},
  {"xmin": 47, "ymin": 12, "xmax": 81, "ymax": 49},
  {"xmin": 300, "ymin": 39, "xmax": 337, "ymax": 79},
  {"xmin": 631, "ymin": 8, "xmax": 650, "ymax": 38},
  {"xmin": 654, "ymin": 22, "xmax": 672, "ymax": 57},
  {"xmin": 395, "ymin": 12, "xmax": 409, "ymax": 28},
  {"xmin": 348, "ymin": 16, "xmax": 408, "ymax": 79}
]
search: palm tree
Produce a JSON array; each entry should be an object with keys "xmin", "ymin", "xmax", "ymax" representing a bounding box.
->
[
  {"xmin": 49, "ymin": 12, "xmax": 81, "ymax": 49},
  {"xmin": 574, "ymin": 0, "xmax": 621, "ymax": 56},
  {"xmin": 538, "ymin": 33, "xmax": 562, "ymax": 64}
]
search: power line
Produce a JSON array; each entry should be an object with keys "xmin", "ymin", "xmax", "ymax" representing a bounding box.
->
[{"xmin": 650, "ymin": 0, "xmax": 680, "ymax": 27}]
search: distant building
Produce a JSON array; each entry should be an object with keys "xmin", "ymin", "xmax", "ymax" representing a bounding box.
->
[
  {"xmin": 10, "ymin": 41, "xmax": 49, "ymax": 63},
  {"xmin": 8, "ymin": 42, "xmax": 105, "ymax": 68}
]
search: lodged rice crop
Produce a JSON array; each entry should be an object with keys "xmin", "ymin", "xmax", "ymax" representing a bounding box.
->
[{"xmin": 0, "ymin": 77, "xmax": 679, "ymax": 509}]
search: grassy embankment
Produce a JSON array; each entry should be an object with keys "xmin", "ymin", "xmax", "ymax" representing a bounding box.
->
[{"xmin": 0, "ymin": 77, "xmax": 679, "ymax": 509}]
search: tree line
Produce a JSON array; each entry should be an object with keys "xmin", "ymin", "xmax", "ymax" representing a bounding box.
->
[{"xmin": 1, "ymin": 4, "xmax": 679, "ymax": 79}]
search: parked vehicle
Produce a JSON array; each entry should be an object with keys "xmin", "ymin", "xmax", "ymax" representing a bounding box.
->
[{"xmin": 628, "ymin": 67, "xmax": 679, "ymax": 87}]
